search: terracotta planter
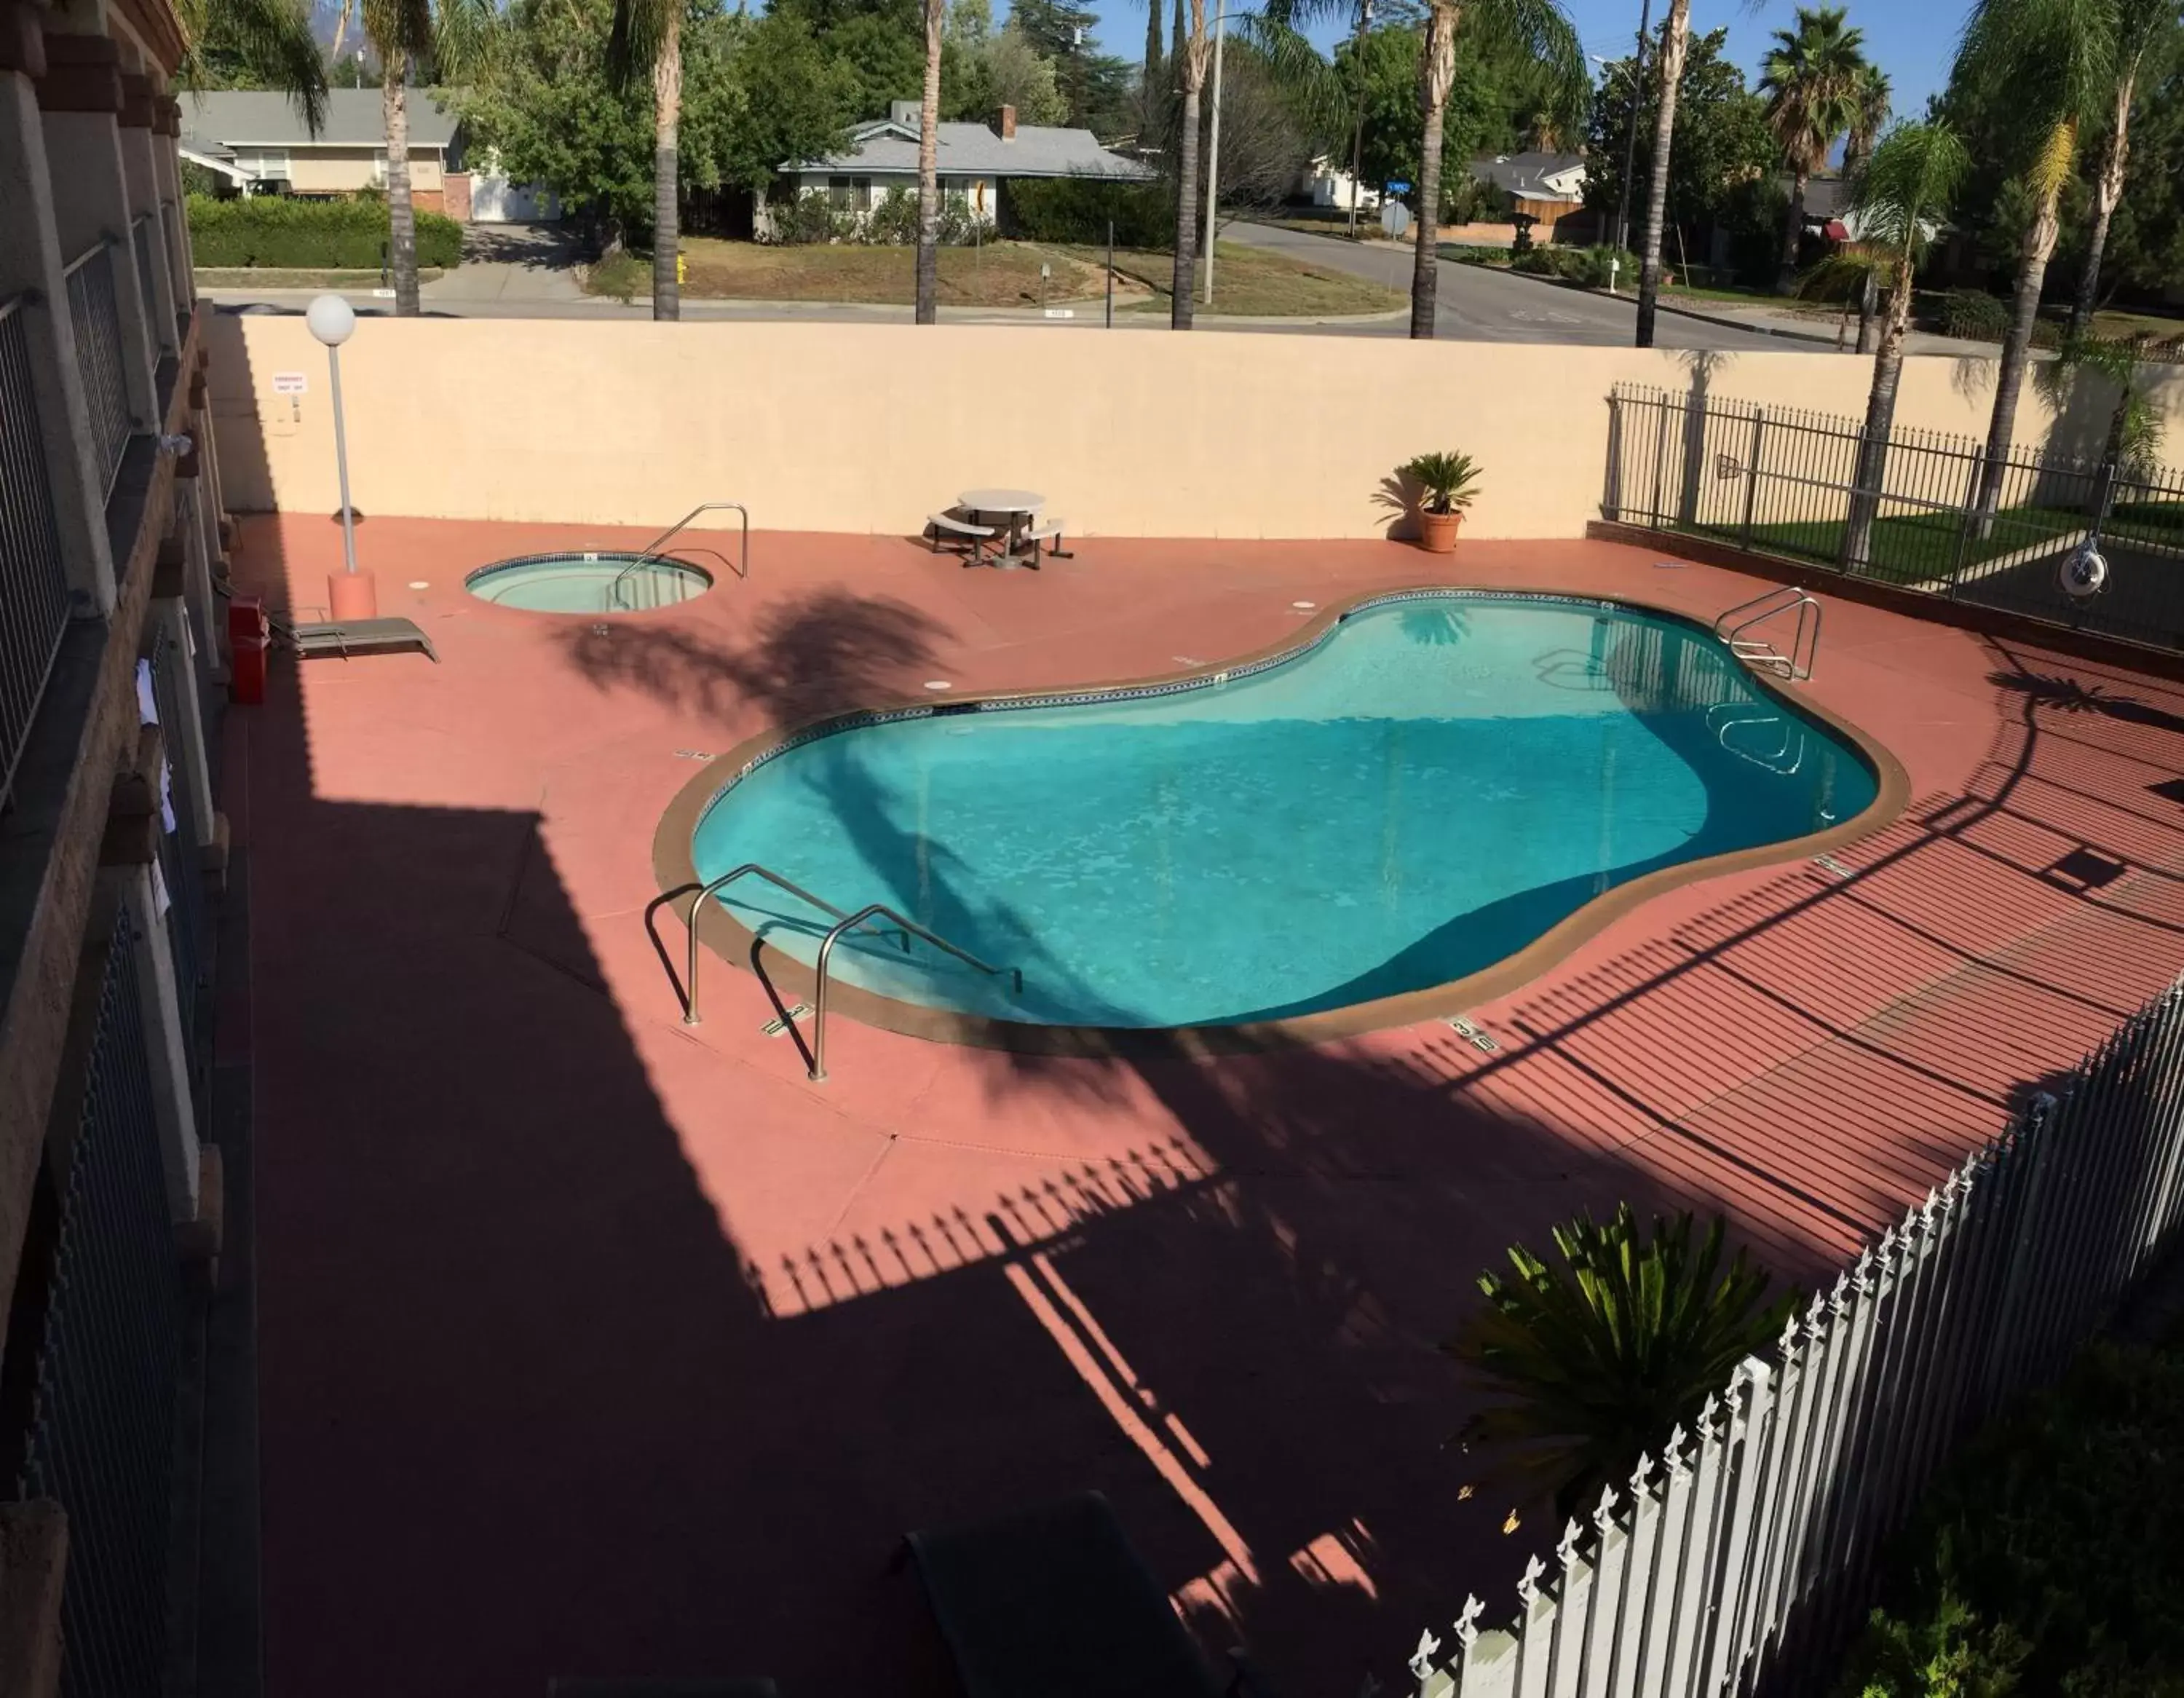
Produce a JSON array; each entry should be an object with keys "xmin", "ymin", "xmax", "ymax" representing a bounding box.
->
[{"xmin": 1417, "ymin": 509, "xmax": 1463, "ymax": 554}]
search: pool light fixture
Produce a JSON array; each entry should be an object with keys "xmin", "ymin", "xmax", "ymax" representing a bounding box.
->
[
  {"xmin": 1291, "ymin": 600, "xmax": 1317, "ymax": 611},
  {"xmin": 923, "ymin": 679, "xmax": 953, "ymax": 691}
]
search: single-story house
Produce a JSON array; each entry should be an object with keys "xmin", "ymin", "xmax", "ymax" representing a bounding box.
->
[
  {"xmin": 761, "ymin": 101, "xmax": 1152, "ymax": 237},
  {"xmin": 1297, "ymin": 155, "xmax": 1380, "ymax": 212},
  {"xmin": 1469, "ymin": 151, "xmax": 1595, "ymax": 239},
  {"xmin": 181, "ymin": 89, "xmax": 466, "ymax": 212}
]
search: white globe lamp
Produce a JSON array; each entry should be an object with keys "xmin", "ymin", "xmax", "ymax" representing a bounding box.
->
[{"xmin": 306, "ymin": 294, "xmax": 375, "ymax": 619}]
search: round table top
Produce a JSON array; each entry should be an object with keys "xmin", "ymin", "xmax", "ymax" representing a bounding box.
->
[{"xmin": 960, "ymin": 488, "xmax": 1045, "ymax": 513}]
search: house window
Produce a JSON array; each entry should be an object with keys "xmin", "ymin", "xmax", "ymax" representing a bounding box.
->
[
  {"xmin": 828, "ymin": 175, "xmax": 851, "ymax": 209},
  {"xmin": 852, "ymin": 176, "xmax": 872, "ymax": 212},
  {"xmin": 233, "ymin": 147, "xmax": 290, "ymax": 181},
  {"xmin": 942, "ymin": 175, "xmax": 969, "ymax": 209}
]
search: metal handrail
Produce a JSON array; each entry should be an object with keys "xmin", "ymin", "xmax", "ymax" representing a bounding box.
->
[
  {"xmin": 612, "ymin": 500, "xmax": 750, "ymax": 607},
  {"xmin": 1713, "ymin": 585, "xmax": 1821, "ymax": 682},
  {"xmin": 682, "ymin": 861, "xmax": 899, "ymax": 1027},
  {"xmin": 812, "ymin": 904, "xmax": 1020, "ymax": 1083},
  {"xmin": 62, "ymin": 234, "xmax": 119, "ymax": 280}
]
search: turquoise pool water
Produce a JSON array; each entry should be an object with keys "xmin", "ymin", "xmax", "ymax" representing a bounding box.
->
[
  {"xmin": 689, "ymin": 594, "xmax": 1878, "ymax": 1028},
  {"xmin": 466, "ymin": 552, "xmax": 709, "ymax": 614}
]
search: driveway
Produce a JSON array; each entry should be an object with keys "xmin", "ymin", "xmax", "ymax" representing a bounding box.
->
[{"xmin": 420, "ymin": 221, "xmax": 587, "ymax": 306}]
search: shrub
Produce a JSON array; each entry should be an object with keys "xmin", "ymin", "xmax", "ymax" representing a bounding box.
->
[
  {"xmin": 184, "ymin": 193, "xmax": 461, "ymax": 269},
  {"xmin": 863, "ymin": 186, "xmax": 920, "ymax": 245},
  {"xmin": 1003, "ymin": 175, "xmax": 1173, "ymax": 248},
  {"xmin": 767, "ymin": 189, "xmax": 855, "ymax": 245},
  {"xmin": 1941, "ymin": 288, "xmax": 2011, "ymax": 341},
  {"xmin": 587, "ymin": 250, "xmax": 646, "ymax": 303},
  {"xmin": 186, "ymin": 194, "xmax": 462, "ymax": 269}
]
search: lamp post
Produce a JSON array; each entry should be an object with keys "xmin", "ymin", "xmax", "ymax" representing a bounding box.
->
[{"xmin": 306, "ymin": 293, "xmax": 376, "ymax": 620}]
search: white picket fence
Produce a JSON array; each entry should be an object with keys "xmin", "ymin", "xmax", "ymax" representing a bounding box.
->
[{"xmin": 1410, "ymin": 972, "xmax": 2184, "ymax": 1698}]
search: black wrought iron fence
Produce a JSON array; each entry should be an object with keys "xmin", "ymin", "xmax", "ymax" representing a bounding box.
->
[
  {"xmin": 0, "ymin": 293, "xmax": 71, "ymax": 814},
  {"xmin": 63, "ymin": 242, "xmax": 132, "ymax": 498},
  {"xmin": 1606, "ymin": 384, "xmax": 2184, "ymax": 653},
  {"xmin": 10, "ymin": 903, "xmax": 186, "ymax": 1698}
]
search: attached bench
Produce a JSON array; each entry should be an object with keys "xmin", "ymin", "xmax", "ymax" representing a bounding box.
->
[
  {"xmin": 906, "ymin": 1491, "xmax": 1263, "ymax": 1698},
  {"xmin": 925, "ymin": 511, "xmax": 998, "ymax": 563},
  {"xmin": 1021, "ymin": 518, "xmax": 1073, "ymax": 561},
  {"xmin": 285, "ymin": 617, "xmax": 440, "ymax": 663}
]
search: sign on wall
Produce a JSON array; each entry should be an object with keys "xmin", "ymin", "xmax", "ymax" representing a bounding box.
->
[{"xmin": 271, "ymin": 372, "xmax": 308, "ymax": 395}]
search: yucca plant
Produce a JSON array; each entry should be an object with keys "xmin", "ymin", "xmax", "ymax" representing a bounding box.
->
[
  {"xmin": 1401, "ymin": 450, "xmax": 1482, "ymax": 515},
  {"xmin": 1445, "ymin": 1204, "xmax": 1798, "ymax": 1519}
]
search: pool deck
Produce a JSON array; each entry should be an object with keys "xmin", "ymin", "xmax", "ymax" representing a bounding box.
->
[{"xmin": 222, "ymin": 515, "xmax": 2184, "ymax": 1697}]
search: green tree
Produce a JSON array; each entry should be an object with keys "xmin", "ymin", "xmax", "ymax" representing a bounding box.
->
[
  {"xmin": 360, "ymin": 0, "xmax": 492, "ymax": 315},
  {"xmin": 719, "ymin": 11, "xmax": 858, "ymax": 191},
  {"xmin": 2067, "ymin": 0, "xmax": 2179, "ymax": 335},
  {"xmin": 826, "ymin": 10, "xmax": 926, "ymax": 116},
  {"xmin": 1955, "ymin": 0, "xmax": 2118, "ymax": 521},
  {"xmin": 980, "ymin": 24, "xmax": 1069, "ymax": 124},
  {"xmin": 179, "ymin": 0, "xmax": 328, "ymax": 120},
  {"xmin": 1813, "ymin": 121, "xmax": 1971, "ymax": 569},
  {"xmin": 1445, "ymin": 1205, "xmax": 1797, "ymax": 1519},
  {"xmin": 1144, "ymin": 0, "xmax": 1163, "ymax": 86},
  {"xmin": 1760, "ymin": 6, "xmax": 1869, "ymax": 294},
  {"xmin": 1583, "ymin": 26, "xmax": 1773, "ymax": 255},
  {"xmin": 1331, "ymin": 23, "xmax": 1530, "ymax": 208}
]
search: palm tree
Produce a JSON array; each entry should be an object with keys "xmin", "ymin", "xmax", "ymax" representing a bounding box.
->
[
  {"xmin": 1810, "ymin": 122, "xmax": 1971, "ymax": 570},
  {"xmin": 1445, "ymin": 1204, "xmax": 1797, "ymax": 1518},
  {"xmin": 1843, "ymin": 62, "xmax": 1889, "ymax": 170},
  {"xmin": 1406, "ymin": 0, "xmax": 1585, "ymax": 340},
  {"xmin": 1632, "ymin": 0, "xmax": 1688, "ymax": 347},
  {"xmin": 915, "ymin": 0, "xmax": 945, "ymax": 324},
  {"xmin": 1171, "ymin": 0, "xmax": 1209, "ymax": 329},
  {"xmin": 177, "ymin": 0, "xmax": 327, "ymax": 133},
  {"xmin": 2068, "ymin": 0, "xmax": 2177, "ymax": 338},
  {"xmin": 609, "ymin": 0, "xmax": 684, "ymax": 320},
  {"xmin": 355, "ymin": 0, "xmax": 491, "ymax": 317},
  {"xmin": 1760, "ymin": 6, "xmax": 1867, "ymax": 296},
  {"xmin": 1958, "ymin": 0, "xmax": 2117, "ymax": 521}
]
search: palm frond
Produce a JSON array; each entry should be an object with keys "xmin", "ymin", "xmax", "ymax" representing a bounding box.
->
[
  {"xmin": 178, "ymin": 0, "xmax": 328, "ymax": 134},
  {"xmin": 1445, "ymin": 1204, "xmax": 1797, "ymax": 1513},
  {"xmin": 1848, "ymin": 119, "xmax": 1970, "ymax": 259},
  {"xmin": 1233, "ymin": 12, "xmax": 1350, "ymax": 135},
  {"xmin": 607, "ymin": 0, "xmax": 673, "ymax": 84},
  {"xmin": 1465, "ymin": 0, "xmax": 1588, "ymax": 140},
  {"xmin": 430, "ymin": 0, "xmax": 497, "ymax": 83},
  {"xmin": 1956, "ymin": 0, "xmax": 2118, "ymax": 169},
  {"xmin": 363, "ymin": 0, "xmax": 438, "ymax": 59}
]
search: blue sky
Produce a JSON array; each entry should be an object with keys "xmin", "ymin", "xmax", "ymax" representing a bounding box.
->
[{"xmin": 1083, "ymin": 0, "xmax": 1967, "ymax": 120}]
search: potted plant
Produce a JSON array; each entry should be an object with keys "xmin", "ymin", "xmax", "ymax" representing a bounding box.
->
[{"xmin": 1401, "ymin": 451, "xmax": 1481, "ymax": 553}]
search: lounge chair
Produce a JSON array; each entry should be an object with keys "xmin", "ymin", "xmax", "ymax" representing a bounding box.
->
[
  {"xmin": 926, "ymin": 510, "xmax": 999, "ymax": 563},
  {"xmin": 906, "ymin": 1491, "xmax": 1267, "ymax": 1698},
  {"xmin": 283, "ymin": 616, "xmax": 440, "ymax": 662}
]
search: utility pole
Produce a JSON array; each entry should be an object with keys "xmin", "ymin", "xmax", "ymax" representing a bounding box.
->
[
  {"xmin": 1613, "ymin": 0, "xmax": 1653, "ymax": 253},
  {"xmin": 1345, "ymin": 0, "xmax": 1372, "ymax": 239}
]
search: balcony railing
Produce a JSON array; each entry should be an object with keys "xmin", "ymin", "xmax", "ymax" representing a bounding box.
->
[
  {"xmin": 0, "ymin": 294, "xmax": 71, "ymax": 814},
  {"xmin": 129, "ymin": 212, "xmax": 166, "ymax": 353},
  {"xmin": 159, "ymin": 197, "xmax": 188, "ymax": 311},
  {"xmin": 63, "ymin": 242, "xmax": 132, "ymax": 499}
]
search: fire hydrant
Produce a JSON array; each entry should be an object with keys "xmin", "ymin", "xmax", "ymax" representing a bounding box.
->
[{"xmin": 676, "ymin": 250, "xmax": 687, "ymax": 286}]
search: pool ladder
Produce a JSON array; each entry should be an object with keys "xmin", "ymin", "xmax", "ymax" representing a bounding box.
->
[
  {"xmin": 609, "ymin": 499, "xmax": 751, "ymax": 609},
  {"xmin": 676, "ymin": 861, "xmax": 1021, "ymax": 1082},
  {"xmin": 1713, "ymin": 586, "xmax": 1821, "ymax": 682}
]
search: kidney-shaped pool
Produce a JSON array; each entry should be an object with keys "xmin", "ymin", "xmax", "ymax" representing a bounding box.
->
[{"xmin": 678, "ymin": 592, "xmax": 1890, "ymax": 1032}]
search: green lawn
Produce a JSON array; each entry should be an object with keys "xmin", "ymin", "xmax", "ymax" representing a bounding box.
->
[
  {"xmin": 1081, "ymin": 242, "xmax": 1404, "ymax": 317},
  {"xmin": 1729, "ymin": 503, "xmax": 2092, "ymax": 584}
]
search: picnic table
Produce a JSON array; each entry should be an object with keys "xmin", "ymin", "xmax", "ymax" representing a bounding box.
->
[{"xmin": 960, "ymin": 488, "xmax": 1047, "ymax": 569}]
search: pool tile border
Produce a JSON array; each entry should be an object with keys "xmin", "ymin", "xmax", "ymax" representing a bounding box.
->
[{"xmin": 652, "ymin": 583, "xmax": 1912, "ymax": 1058}]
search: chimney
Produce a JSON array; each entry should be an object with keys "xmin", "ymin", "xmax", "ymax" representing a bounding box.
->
[{"xmin": 998, "ymin": 104, "xmax": 1016, "ymax": 140}]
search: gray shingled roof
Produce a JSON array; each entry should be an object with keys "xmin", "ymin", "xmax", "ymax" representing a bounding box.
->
[
  {"xmin": 790, "ymin": 118, "xmax": 1151, "ymax": 181},
  {"xmin": 1469, "ymin": 151, "xmax": 1585, "ymax": 202},
  {"xmin": 181, "ymin": 88, "xmax": 462, "ymax": 151}
]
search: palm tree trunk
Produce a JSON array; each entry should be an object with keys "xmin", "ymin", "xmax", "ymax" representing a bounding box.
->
[
  {"xmin": 1632, "ymin": 0, "xmax": 1688, "ymax": 349},
  {"xmin": 1776, "ymin": 169, "xmax": 1808, "ymax": 296},
  {"xmin": 2069, "ymin": 74, "xmax": 2135, "ymax": 339},
  {"xmin": 915, "ymin": 0, "xmax": 943, "ymax": 324},
  {"xmin": 1856, "ymin": 266, "xmax": 1878, "ymax": 354},
  {"xmin": 1170, "ymin": 81, "xmax": 1201, "ymax": 327},
  {"xmin": 1170, "ymin": 6, "xmax": 1206, "ymax": 331},
  {"xmin": 1977, "ymin": 149, "xmax": 2068, "ymax": 521},
  {"xmin": 1845, "ymin": 256, "xmax": 1912, "ymax": 571},
  {"xmin": 651, "ymin": 3, "xmax": 682, "ymax": 321},
  {"xmin": 1407, "ymin": 0, "xmax": 1458, "ymax": 340},
  {"xmin": 383, "ymin": 66, "xmax": 419, "ymax": 316}
]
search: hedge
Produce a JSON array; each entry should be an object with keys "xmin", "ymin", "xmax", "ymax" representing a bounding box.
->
[
  {"xmin": 1002, "ymin": 177, "xmax": 1174, "ymax": 248},
  {"xmin": 186, "ymin": 194, "xmax": 462, "ymax": 269}
]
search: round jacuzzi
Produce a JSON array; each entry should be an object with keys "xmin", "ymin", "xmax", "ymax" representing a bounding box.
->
[{"xmin": 465, "ymin": 551, "xmax": 711, "ymax": 614}]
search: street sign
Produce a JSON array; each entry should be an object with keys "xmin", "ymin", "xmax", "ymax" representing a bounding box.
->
[
  {"xmin": 1380, "ymin": 200, "xmax": 1412, "ymax": 240},
  {"xmin": 1386, "ymin": 180, "xmax": 1410, "ymax": 192},
  {"xmin": 271, "ymin": 371, "xmax": 307, "ymax": 395}
]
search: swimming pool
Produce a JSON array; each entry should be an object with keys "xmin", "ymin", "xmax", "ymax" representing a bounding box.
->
[
  {"xmin": 466, "ymin": 551, "xmax": 710, "ymax": 614},
  {"xmin": 678, "ymin": 592, "xmax": 1889, "ymax": 1032}
]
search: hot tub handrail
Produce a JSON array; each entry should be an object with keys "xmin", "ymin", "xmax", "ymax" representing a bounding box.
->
[
  {"xmin": 682, "ymin": 862, "xmax": 903, "ymax": 1028},
  {"xmin": 614, "ymin": 501, "xmax": 750, "ymax": 607},
  {"xmin": 812, "ymin": 904, "xmax": 1021, "ymax": 1083}
]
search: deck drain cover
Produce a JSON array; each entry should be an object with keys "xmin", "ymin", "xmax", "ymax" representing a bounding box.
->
[
  {"xmin": 761, "ymin": 1002, "xmax": 814, "ymax": 1036},
  {"xmin": 1444, "ymin": 1015, "xmax": 1500, "ymax": 1053}
]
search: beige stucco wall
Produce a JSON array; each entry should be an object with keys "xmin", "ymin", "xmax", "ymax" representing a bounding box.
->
[
  {"xmin": 282, "ymin": 146, "xmax": 443, "ymax": 194},
  {"xmin": 205, "ymin": 315, "xmax": 2177, "ymax": 539}
]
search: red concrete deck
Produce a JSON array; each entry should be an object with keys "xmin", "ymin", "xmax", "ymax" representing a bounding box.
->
[{"xmin": 221, "ymin": 516, "xmax": 2184, "ymax": 1697}]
